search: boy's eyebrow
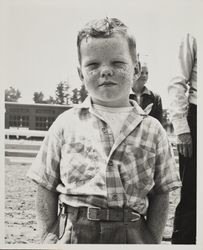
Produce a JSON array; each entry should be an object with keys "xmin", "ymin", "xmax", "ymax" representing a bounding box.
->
[
  {"xmin": 111, "ymin": 57, "xmax": 129, "ymax": 62},
  {"xmin": 84, "ymin": 57, "xmax": 128, "ymax": 64},
  {"xmin": 83, "ymin": 59, "xmax": 99, "ymax": 66},
  {"xmin": 83, "ymin": 57, "xmax": 129, "ymax": 66}
]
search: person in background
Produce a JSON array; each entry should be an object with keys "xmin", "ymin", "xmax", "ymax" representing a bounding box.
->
[
  {"xmin": 27, "ymin": 17, "xmax": 181, "ymax": 244},
  {"xmin": 168, "ymin": 33, "xmax": 197, "ymax": 244},
  {"xmin": 130, "ymin": 62, "xmax": 163, "ymax": 124}
]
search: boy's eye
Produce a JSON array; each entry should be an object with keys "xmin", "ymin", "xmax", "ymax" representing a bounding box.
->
[
  {"xmin": 86, "ymin": 62, "xmax": 99, "ymax": 69},
  {"xmin": 113, "ymin": 61, "xmax": 125, "ymax": 67}
]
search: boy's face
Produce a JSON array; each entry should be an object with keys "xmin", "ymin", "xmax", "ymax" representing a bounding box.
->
[
  {"xmin": 133, "ymin": 66, "xmax": 148, "ymax": 90},
  {"xmin": 139, "ymin": 66, "xmax": 148, "ymax": 83},
  {"xmin": 78, "ymin": 33, "xmax": 136, "ymax": 107}
]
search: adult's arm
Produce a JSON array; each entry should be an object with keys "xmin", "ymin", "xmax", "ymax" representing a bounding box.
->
[
  {"xmin": 146, "ymin": 191, "xmax": 169, "ymax": 243},
  {"xmin": 168, "ymin": 33, "xmax": 197, "ymax": 135},
  {"xmin": 168, "ymin": 33, "xmax": 195, "ymax": 135},
  {"xmin": 36, "ymin": 185, "xmax": 59, "ymax": 243},
  {"xmin": 168, "ymin": 33, "xmax": 196, "ymax": 157}
]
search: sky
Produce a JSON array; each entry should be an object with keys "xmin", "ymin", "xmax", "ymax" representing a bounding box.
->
[{"xmin": 1, "ymin": 0, "xmax": 202, "ymax": 108}]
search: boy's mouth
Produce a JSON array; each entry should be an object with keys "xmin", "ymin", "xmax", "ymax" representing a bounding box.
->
[{"xmin": 99, "ymin": 81, "xmax": 117, "ymax": 87}]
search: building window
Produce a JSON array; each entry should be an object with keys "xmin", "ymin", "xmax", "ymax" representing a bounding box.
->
[
  {"xmin": 9, "ymin": 115, "xmax": 29, "ymax": 128},
  {"xmin": 35, "ymin": 116, "xmax": 55, "ymax": 130}
]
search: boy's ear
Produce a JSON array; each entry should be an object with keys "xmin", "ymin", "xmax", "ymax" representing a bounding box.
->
[{"xmin": 77, "ymin": 67, "xmax": 84, "ymax": 81}]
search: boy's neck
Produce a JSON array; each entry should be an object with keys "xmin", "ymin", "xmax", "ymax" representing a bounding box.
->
[
  {"xmin": 91, "ymin": 98, "xmax": 132, "ymax": 108},
  {"xmin": 132, "ymin": 85, "xmax": 145, "ymax": 95}
]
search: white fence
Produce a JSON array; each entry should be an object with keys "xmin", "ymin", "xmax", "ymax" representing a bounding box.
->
[{"xmin": 5, "ymin": 128, "xmax": 47, "ymax": 139}]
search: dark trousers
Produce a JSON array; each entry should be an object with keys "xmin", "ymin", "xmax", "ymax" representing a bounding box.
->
[{"xmin": 172, "ymin": 104, "xmax": 197, "ymax": 244}]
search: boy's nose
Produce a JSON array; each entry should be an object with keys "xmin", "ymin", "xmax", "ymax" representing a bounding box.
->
[{"xmin": 100, "ymin": 67, "xmax": 113, "ymax": 77}]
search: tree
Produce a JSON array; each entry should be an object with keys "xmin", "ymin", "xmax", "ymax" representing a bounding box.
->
[
  {"xmin": 70, "ymin": 88, "xmax": 80, "ymax": 104},
  {"xmin": 55, "ymin": 81, "xmax": 70, "ymax": 105},
  {"xmin": 46, "ymin": 96, "xmax": 56, "ymax": 104},
  {"xmin": 5, "ymin": 86, "xmax": 21, "ymax": 102},
  {"xmin": 79, "ymin": 84, "xmax": 88, "ymax": 103},
  {"xmin": 33, "ymin": 91, "xmax": 45, "ymax": 103},
  {"xmin": 33, "ymin": 91, "xmax": 56, "ymax": 104}
]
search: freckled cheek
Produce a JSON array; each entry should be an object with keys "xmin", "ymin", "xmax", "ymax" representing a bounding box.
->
[
  {"xmin": 116, "ymin": 69, "xmax": 133, "ymax": 82},
  {"xmin": 83, "ymin": 72, "xmax": 100, "ymax": 89},
  {"xmin": 83, "ymin": 68, "xmax": 133, "ymax": 82},
  {"xmin": 84, "ymin": 70, "xmax": 99, "ymax": 80}
]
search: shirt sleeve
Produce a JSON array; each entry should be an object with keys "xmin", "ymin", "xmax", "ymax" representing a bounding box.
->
[
  {"xmin": 153, "ymin": 125, "xmax": 182, "ymax": 193},
  {"xmin": 168, "ymin": 33, "xmax": 196, "ymax": 135},
  {"xmin": 26, "ymin": 121, "xmax": 63, "ymax": 192}
]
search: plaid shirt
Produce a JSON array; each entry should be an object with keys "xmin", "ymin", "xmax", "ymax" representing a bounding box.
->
[{"xmin": 27, "ymin": 97, "xmax": 181, "ymax": 214}]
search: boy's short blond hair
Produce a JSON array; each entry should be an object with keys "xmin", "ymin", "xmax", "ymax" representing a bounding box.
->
[{"xmin": 77, "ymin": 17, "xmax": 138, "ymax": 65}]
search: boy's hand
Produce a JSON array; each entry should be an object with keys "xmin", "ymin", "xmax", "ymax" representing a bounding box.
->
[
  {"xmin": 177, "ymin": 133, "xmax": 192, "ymax": 158},
  {"xmin": 43, "ymin": 232, "xmax": 58, "ymax": 244}
]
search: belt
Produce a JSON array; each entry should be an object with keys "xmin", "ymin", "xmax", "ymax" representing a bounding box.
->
[{"xmin": 61, "ymin": 204, "xmax": 141, "ymax": 222}]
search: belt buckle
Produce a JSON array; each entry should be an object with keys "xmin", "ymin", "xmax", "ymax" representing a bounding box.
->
[
  {"xmin": 131, "ymin": 212, "xmax": 141, "ymax": 221},
  {"xmin": 87, "ymin": 207, "xmax": 101, "ymax": 221}
]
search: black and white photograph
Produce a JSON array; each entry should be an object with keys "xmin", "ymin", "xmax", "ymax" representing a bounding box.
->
[{"xmin": 1, "ymin": 0, "xmax": 202, "ymax": 248}]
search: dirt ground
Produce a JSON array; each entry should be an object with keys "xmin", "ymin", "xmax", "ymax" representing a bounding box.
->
[
  {"xmin": 5, "ymin": 162, "xmax": 40, "ymax": 244},
  {"xmin": 4, "ymin": 160, "xmax": 180, "ymax": 244}
]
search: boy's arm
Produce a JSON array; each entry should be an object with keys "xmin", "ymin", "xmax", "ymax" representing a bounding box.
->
[
  {"xmin": 146, "ymin": 191, "xmax": 170, "ymax": 243},
  {"xmin": 36, "ymin": 185, "xmax": 59, "ymax": 243}
]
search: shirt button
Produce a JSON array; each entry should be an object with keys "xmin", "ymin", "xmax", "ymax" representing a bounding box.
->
[
  {"xmin": 112, "ymin": 194, "xmax": 118, "ymax": 201},
  {"xmin": 108, "ymin": 160, "xmax": 113, "ymax": 166}
]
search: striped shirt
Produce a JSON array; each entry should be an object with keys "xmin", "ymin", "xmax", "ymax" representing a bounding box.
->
[{"xmin": 27, "ymin": 97, "xmax": 181, "ymax": 215}]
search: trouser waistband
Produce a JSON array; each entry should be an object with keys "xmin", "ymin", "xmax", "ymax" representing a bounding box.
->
[
  {"xmin": 43, "ymin": 204, "xmax": 157, "ymax": 243},
  {"xmin": 60, "ymin": 204, "xmax": 142, "ymax": 222}
]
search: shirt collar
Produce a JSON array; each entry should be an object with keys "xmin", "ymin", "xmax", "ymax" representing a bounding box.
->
[
  {"xmin": 77, "ymin": 95, "xmax": 92, "ymax": 109},
  {"xmin": 130, "ymin": 86, "xmax": 151, "ymax": 96},
  {"xmin": 142, "ymin": 86, "xmax": 151, "ymax": 95},
  {"xmin": 129, "ymin": 99, "xmax": 146, "ymax": 115}
]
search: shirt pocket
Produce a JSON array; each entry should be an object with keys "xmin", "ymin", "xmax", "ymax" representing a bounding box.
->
[
  {"xmin": 61, "ymin": 139, "xmax": 99, "ymax": 185},
  {"xmin": 125, "ymin": 144, "xmax": 155, "ymax": 193}
]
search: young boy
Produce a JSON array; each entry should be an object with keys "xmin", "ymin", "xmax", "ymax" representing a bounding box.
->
[
  {"xmin": 130, "ymin": 62, "xmax": 163, "ymax": 124},
  {"xmin": 27, "ymin": 17, "xmax": 181, "ymax": 244}
]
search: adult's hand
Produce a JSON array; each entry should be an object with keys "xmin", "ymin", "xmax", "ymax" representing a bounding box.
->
[{"xmin": 177, "ymin": 133, "xmax": 193, "ymax": 158}]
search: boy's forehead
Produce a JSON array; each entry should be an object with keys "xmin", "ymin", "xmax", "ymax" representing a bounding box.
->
[
  {"xmin": 141, "ymin": 66, "xmax": 148, "ymax": 71},
  {"xmin": 80, "ymin": 33, "xmax": 128, "ymax": 49},
  {"xmin": 79, "ymin": 33, "xmax": 134, "ymax": 64}
]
